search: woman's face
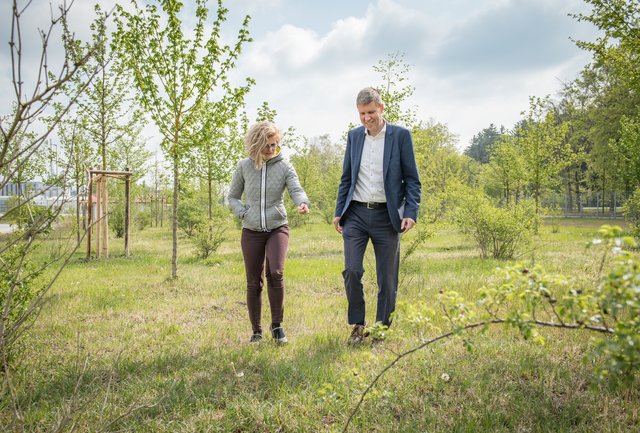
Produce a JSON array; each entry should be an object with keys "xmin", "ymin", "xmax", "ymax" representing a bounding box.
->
[{"xmin": 262, "ymin": 135, "xmax": 278, "ymax": 160}]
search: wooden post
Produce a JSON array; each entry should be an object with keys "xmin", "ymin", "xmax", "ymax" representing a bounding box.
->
[
  {"xmin": 85, "ymin": 169, "xmax": 133, "ymax": 259},
  {"xmin": 86, "ymin": 171, "xmax": 93, "ymax": 259},
  {"xmin": 155, "ymin": 186, "xmax": 159, "ymax": 227},
  {"xmin": 96, "ymin": 175, "xmax": 102, "ymax": 258},
  {"xmin": 124, "ymin": 168, "xmax": 131, "ymax": 257},
  {"xmin": 102, "ymin": 176, "xmax": 109, "ymax": 258}
]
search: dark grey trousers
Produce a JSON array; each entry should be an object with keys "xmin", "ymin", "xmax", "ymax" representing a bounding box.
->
[{"xmin": 341, "ymin": 203, "xmax": 401, "ymax": 327}]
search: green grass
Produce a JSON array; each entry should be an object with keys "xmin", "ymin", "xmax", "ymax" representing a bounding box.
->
[{"xmin": 4, "ymin": 217, "xmax": 639, "ymax": 432}]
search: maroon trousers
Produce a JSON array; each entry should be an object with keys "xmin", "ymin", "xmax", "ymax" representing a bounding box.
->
[{"xmin": 240, "ymin": 225, "xmax": 289, "ymax": 333}]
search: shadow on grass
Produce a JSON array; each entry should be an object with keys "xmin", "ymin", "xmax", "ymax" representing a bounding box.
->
[{"xmin": 15, "ymin": 332, "xmax": 352, "ymax": 430}]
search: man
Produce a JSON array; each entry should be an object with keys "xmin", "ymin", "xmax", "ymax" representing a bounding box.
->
[{"xmin": 334, "ymin": 87, "xmax": 421, "ymax": 344}]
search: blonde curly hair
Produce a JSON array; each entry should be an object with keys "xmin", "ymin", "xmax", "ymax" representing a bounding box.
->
[{"xmin": 245, "ymin": 121, "xmax": 281, "ymax": 169}]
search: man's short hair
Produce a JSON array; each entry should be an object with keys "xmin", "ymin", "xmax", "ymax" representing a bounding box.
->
[{"xmin": 356, "ymin": 87, "xmax": 383, "ymax": 106}]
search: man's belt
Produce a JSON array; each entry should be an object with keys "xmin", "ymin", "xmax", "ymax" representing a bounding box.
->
[{"xmin": 352, "ymin": 201, "xmax": 386, "ymax": 209}]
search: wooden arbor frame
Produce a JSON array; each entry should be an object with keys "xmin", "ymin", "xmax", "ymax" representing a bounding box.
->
[{"xmin": 86, "ymin": 168, "xmax": 133, "ymax": 259}]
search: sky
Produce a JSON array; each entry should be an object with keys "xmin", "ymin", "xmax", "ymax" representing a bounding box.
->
[{"xmin": 1, "ymin": 0, "xmax": 602, "ymax": 152}]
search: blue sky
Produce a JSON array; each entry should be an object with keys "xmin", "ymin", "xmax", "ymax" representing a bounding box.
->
[{"xmin": 1, "ymin": 0, "xmax": 601, "ymax": 150}]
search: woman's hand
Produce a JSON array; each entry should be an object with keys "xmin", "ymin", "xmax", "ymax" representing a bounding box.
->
[{"xmin": 297, "ymin": 203, "xmax": 309, "ymax": 214}]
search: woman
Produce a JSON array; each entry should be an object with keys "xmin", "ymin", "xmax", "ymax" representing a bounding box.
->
[{"xmin": 228, "ymin": 121, "xmax": 310, "ymax": 344}]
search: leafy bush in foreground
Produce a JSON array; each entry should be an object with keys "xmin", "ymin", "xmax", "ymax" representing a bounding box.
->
[{"xmin": 348, "ymin": 225, "xmax": 638, "ymax": 430}]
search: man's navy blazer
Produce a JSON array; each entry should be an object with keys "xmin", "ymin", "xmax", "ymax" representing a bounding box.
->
[{"xmin": 334, "ymin": 123, "xmax": 422, "ymax": 233}]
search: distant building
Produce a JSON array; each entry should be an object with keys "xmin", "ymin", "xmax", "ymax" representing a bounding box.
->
[
  {"xmin": 0, "ymin": 139, "xmax": 68, "ymax": 214},
  {"xmin": 0, "ymin": 181, "xmax": 77, "ymax": 213}
]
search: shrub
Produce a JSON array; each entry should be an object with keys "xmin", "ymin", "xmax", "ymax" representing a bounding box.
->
[
  {"xmin": 190, "ymin": 224, "xmax": 226, "ymax": 259},
  {"xmin": 108, "ymin": 203, "xmax": 125, "ymax": 238},
  {"xmin": 134, "ymin": 205, "xmax": 152, "ymax": 231},
  {"xmin": 624, "ymin": 187, "xmax": 640, "ymax": 240},
  {"xmin": 455, "ymin": 190, "xmax": 539, "ymax": 259},
  {"xmin": 0, "ymin": 240, "xmax": 44, "ymax": 356},
  {"xmin": 4, "ymin": 196, "xmax": 54, "ymax": 234},
  {"xmin": 109, "ymin": 201, "xmax": 151, "ymax": 238},
  {"xmin": 177, "ymin": 197, "xmax": 206, "ymax": 236}
]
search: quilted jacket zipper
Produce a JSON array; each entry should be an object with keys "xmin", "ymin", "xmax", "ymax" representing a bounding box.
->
[{"xmin": 260, "ymin": 163, "xmax": 268, "ymax": 231}]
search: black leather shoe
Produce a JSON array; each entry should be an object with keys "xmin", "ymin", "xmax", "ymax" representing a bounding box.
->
[{"xmin": 271, "ymin": 325, "xmax": 288, "ymax": 344}]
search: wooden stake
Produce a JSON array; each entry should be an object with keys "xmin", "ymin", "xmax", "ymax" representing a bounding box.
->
[
  {"xmin": 125, "ymin": 167, "xmax": 131, "ymax": 257},
  {"xmin": 86, "ymin": 171, "xmax": 93, "ymax": 259}
]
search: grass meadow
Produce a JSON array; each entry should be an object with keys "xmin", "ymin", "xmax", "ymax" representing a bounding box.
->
[{"xmin": 4, "ymin": 216, "xmax": 640, "ymax": 432}]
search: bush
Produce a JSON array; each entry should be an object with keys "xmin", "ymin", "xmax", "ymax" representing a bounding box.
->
[
  {"xmin": 624, "ymin": 187, "xmax": 640, "ymax": 240},
  {"xmin": 109, "ymin": 200, "xmax": 151, "ymax": 238},
  {"xmin": 134, "ymin": 205, "xmax": 152, "ymax": 231},
  {"xmin": 547, "ymin": 208, "xmax": 563, "ymax": 234},
  {"xmin": 4, "ymin": 196, "xmax": 54, "ymax": 234},
  {"xmin": 190, "ymin": 224, "xmax": 226, "ymax": 259},
  {"xmin": 177, "ymin": 197, "xmax": 206, "ymax": 236},
  {"xmin": 108, "ymin": 203, "xmax": 125, "ymax": 238},
  {"xmin": 455, "ymin": 190, "xmax": 539, "ymax": 259},
  {"xmin": 0, "ymin": 239, "xmax": 44, "ymax": 356}
]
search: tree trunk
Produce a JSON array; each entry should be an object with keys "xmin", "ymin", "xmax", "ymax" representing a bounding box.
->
[
  {"xmin": 565, "ymin": 174, "xmax": 573, "ymax": 215},
  {"xmin": 601, "ymin": 168, "xmax": 606, "ymax": 215},
  {"xmin": 155, "ymin": 184, "xmax": 159, "ymax": 227},
  {"xmin": 575, "ymin": 171, "xmax": 583, "ymax": 216},
  {"xmin": 534, "ymin": 188, "xmax": 540, "ymax": 234},
  {"xmin": 172, "ymin": 156, "xmax": 179, "ymax": 279},
  {"xmin": 76, "ymin": 178, "xmax": 81, "ymax": 244},
  {"xmin": 208, "ymin": 177, "xmax": 213, "ymax": 241}
]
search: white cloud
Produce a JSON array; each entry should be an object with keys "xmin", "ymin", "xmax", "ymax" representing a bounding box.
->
[
  {"xmin": 232, "ymin": 0, "xmax": 599, "ymax": 148},
  {"xmin": 247, "ymin": 24, "xmax": 322, "ymax": 71},
  {"xmin": 1, "ymin": 0, "xmax": 602, "ymax": 153}
]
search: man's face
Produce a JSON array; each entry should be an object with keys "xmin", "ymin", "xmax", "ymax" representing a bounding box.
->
[{"xmin": 357, "ymin": 101, "xmax": 384, "ymax": 134}]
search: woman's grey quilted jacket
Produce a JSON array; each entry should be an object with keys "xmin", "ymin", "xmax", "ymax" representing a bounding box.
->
[{"xmin": 227, "ymin": 153, "xmax": 310, "ymax": 231}]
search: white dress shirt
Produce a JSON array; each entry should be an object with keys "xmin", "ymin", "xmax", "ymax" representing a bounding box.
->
[{"xmin": 352, "ymin": 123, "xmax": 386, "ymax": 203}]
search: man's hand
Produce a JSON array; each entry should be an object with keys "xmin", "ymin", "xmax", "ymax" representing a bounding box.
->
[
  {"xmin": 333, "ymin": 216, "xmax": 343, "ymax": 234},
  {"xmin": 297, "ymin": 203, "xmax": 309, "ymax": 214},
  {"xmin": 401, "ymin": 217, "xmax": 416, "ymax": 233}
]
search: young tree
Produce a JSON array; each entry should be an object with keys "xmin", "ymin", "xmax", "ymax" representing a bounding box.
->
[
  {"xmin": 0, "ymin": 127, "xmax": 48, "ymax": 226},
  {"xmin": 573, "ymin": 0, "xmax": 640, "ymax": 93},
  {"xmin": 290, "ymin": 134, "xmax": 343, "ymax": 224},
  {"xmin": 516, "ymin": 97, "xmax": 570, "ymax": 228},
  {"xmin": 412, "ymin": 121, "xmax": 471, "ymax": 223},
  {"xmin": 581, "ymin": 66, "xmax": 638, "ymax": 212},
  {"xmin": 373, "ymin": 51, "xmax": 419, "ymax": 130},
  {"xmin": 486, "ymin": 135, "xmax": 526, "ymax": 205},
  {"xmin": 188, "ymin": 93, "xmax": 250, "ymax": 241},
  {"xmin": 108, "ymin": 124, "xmax": 152, "ymax": 174},
  {"xmin": 612, "ymin": 114, "xmax": 640, "ymax": 192},
  {"xmin": 0, "ymin": 1, "xmax": 100, "ymax": 428},
  {"xmin": 79, "ymin": 5, "xmax": 146, "ymax": 172},
  {"xmin": 256, "ymin": 101, "xmax": 277, "ymax": 123},
  {"xmin": 53, "ymin": 110, "xmax": 92, "ymax": 243},
  {"xmin": 115, "ymin": 0, "xmax": 253, "ymax": 278},
  {"xmin": 557, "ymin": 74, "xmax": 594, "ymax": 214}
]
